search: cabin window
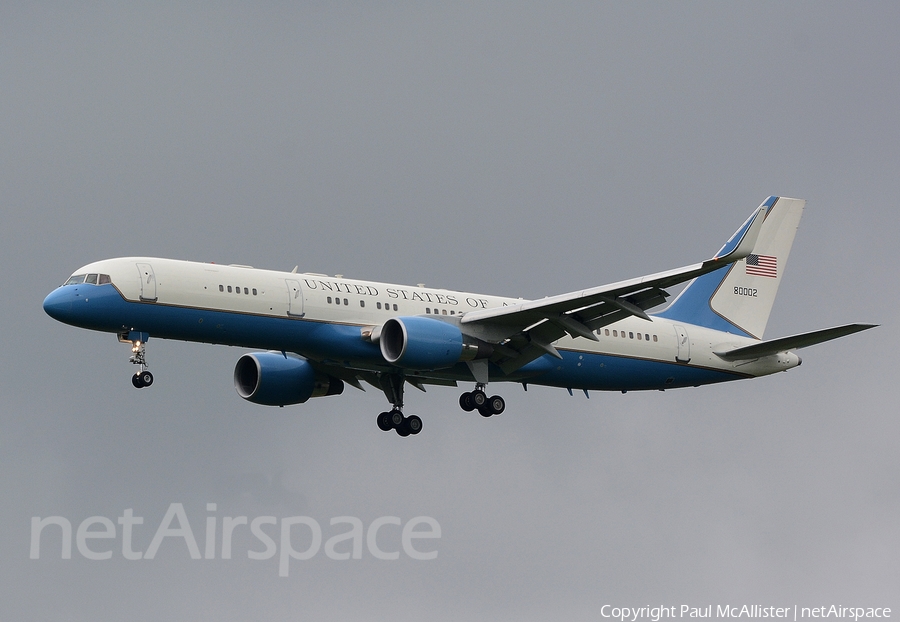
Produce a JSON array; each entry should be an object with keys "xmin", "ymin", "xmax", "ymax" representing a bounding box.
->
[
  {"xmin": 393, "ymin": 304, "xmax": 398, "ymax": 311},
  {"xmin": 235, "ymin": 285, "xmax": 240, "ymax": 293},
  {"xmin": 377, "ymin": 302, "xmax": 382, "ymax": 310},
  {"xmin": 612, "ymin": 330, "xmax": 617, "ymax": 337},
  {"xmin": 450, "ymin": 310, "xmax": 455, "ymax": 315},
  {"xmin": 98, "ymin": 274, "xmax": 111, "ymax": 285},
  {"xmin": 227, "ymin": 286, "xmax": 232, "ymax": 293},
  {"xmin": 653, "ymin": 335, "xmax": 658, "ymax": 342},
  {"xmin": 65, "ymin": 275, "xmax": 86, "ymax": 285},
  {"xmin": 85, "ymin": 273, "xmax": 98, "ymax": 285},
  {"xmin": 244, "ymin": 288, "xmax": 249, "ymax": 295},
  {"xmin": 252, "ymin": 288, "xmax": 257, "ymax": 296},
  {"xmin": 629, "ymin": 332, "xmax": 634, "ymax": 339},
  {"xmin": 343, "ymin": 298, "xmax": 348, "ymax": 305},
  {"xmin": 219, "ymin": 285, "xmax": 224, "ymax": 292},
  {"xmin": 604, "ymin": 329, "xmax": 610, "ymax": 336},
  {"xmin": 360, "ymin": 300, "xmax": 365, "ymax": 307},
  {"xmin": 425, "ymin": 308, "xmax": 431, "ymax": 314},
  {"xmin": 645, "ymin": 334, "xmax": 650, "ymax": 341},
  {"xmin": 637, "ymin": 333, "xmax": 642, "ymax": 340}
]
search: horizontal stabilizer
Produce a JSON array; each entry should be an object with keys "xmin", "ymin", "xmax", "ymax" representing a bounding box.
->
[{"xmin": 714, "ymin": 323, "xmax": 877, "ymax": 361}]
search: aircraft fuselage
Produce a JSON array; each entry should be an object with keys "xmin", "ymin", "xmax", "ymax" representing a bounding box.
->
[{"xmin": 43, "ymin": 256, "xmax": 797, "ymax": 395}]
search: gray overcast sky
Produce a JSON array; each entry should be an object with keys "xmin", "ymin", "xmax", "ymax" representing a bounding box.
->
[{"xmin": 2, "ymin": 3, "xmax": 897, "ymax": 619}]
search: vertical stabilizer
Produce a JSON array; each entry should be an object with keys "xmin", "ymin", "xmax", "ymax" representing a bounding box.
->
[{"xmin": 656, "ymin": 197, "xmax": 805, "ymax": 339}]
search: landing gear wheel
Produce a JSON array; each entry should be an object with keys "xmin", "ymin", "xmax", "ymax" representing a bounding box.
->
[
  {"xmin": 132, "ymin": 373, "xmax": 143, "ymax": 388},
  {"xmin": 139, "ymin": 371, "xmax": 153, "ymax": 387},
  {"xmin": 459, "ymin": 392, "xmax": 475, "ymax": 412},
  {"xmin": 407, "ymin": 415, "xmax": 422, "ymax": 435},
  {"xmin": 377, "ymin": 412, "xmax": 393, "ymax": 431},
  {"xmin": 396, "ymin": 419, "xmax": 411, "ymax": 437},
  {"xmin": 471, "ymin": 390, "xmax": 487, "ymax": 408},
  {"xmin": 488, "ymin": 395, "xmax": 505, "ymax": 415},
  {"xmin": 478, "ymin": 404, "xmax": 494, "ymax": 417},
  {"xmin": 390, "ymin": 410, "xmax": 404, "ymax": 428}
]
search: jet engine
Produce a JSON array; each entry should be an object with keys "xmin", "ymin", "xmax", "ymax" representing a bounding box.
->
[
  {"xmin": 379, "ymin": 316, "xmax": 491, "ymax": 370},
  {"xmin": 234, "ymin": 352, "xmax": 344, "ymax": 406}
]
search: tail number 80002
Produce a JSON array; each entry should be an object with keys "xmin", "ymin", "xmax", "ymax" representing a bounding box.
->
[{"xmin": 734, "ymin": 286, "xmax": 758, "ymax": 297}]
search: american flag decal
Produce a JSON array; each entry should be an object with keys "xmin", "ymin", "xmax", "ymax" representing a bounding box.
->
[{"xmin": 746, "ymin": 254, "xmax": 777, "ymax": 278}]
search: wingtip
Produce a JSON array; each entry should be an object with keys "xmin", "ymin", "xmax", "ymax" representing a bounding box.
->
[{"xmin": 712, "ymin": 202, "xmax": 768, "ymax": 262}]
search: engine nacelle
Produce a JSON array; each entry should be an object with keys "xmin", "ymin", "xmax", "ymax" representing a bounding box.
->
[
  {"xmin": 234, "ymin": 352, "xmax": 344, "ymax": 406},
  {"xmin": 379, "ymin": 316, "xmax": 490, "ymax": 370}
]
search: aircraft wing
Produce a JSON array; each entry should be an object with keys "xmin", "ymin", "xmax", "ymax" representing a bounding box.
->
[
  {"xmin": 308, "ymin": 360, "xmax": 458, "ymax": 394},
  {"xmin": 713, "ymin": 323, "xmax": 877, "ymax": 361},
  {"xmin": 460, "ymin": 202, "xmax": 769, "ymax": 374}
]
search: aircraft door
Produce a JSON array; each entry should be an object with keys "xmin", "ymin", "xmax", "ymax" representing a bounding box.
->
[
  {"xmin": 674, "ymin": 325, "xmax": 691, "ymax": 363},
  {"xmin": 136, "ymin": 263, "xmax": 158, "ymax": 301},
  {"xmin": 286, "ymin": 279, "xmax": 304, "ymax": 317}
]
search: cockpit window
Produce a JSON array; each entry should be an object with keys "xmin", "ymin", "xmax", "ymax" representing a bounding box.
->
[{"xmin": 64, "ymin": 273, "xmax": 112, "ymax": 286}]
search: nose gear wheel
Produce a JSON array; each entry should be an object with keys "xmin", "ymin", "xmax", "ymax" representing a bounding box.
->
[{"xmin": 128, "ymin": 338, "xmax": 153, "ymax": 388}]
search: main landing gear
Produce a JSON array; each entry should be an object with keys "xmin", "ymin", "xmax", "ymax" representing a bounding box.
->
[
  {"xmin": 375, "ymin": 373, "xmax": 422, "ymax": 437},
  {"xmin": 459, "ymin": 384, "xmax": 505, "ymax": 417},
  {"xmin": 377, "ymin": 409, "xmax": 423, "ymax": 436},
  {"xmin": 373, "ymin": 376, "xmax": 506, "ymax": 436},
  {"xmin": 129, "ymin": 338, "xmax": 153, "ymax": 388}
]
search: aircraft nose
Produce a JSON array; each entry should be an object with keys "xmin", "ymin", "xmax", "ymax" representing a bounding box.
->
[{"xmin": 43, "ymin": 287, "xmax": 75, "ymax": 322}]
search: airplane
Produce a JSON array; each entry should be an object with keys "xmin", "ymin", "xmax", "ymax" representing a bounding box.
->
[{"xmin": 43, "ymin": 196, "xmax": 875, "ymax": 437}]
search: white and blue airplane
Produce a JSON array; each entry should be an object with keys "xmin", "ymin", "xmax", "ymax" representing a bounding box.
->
[{"xmin": 44, "ymin": 197, "xmax": 874, "ymax": 436}]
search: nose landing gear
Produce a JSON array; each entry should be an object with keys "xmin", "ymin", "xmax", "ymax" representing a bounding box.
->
[
  {"xmin": 132, "ymin": 369, "xmax": 153, "ymax": 388},
  {"xmin": 127, "ymin": 336, "xmax": 153, "ymax": 388}
]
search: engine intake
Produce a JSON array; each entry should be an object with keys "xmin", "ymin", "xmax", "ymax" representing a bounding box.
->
[
  {"xmin": 234, "ymin": 352, "xmax": 343, "ymax": 406},
  {"xmin": 380, "ymin": 316, "xmax": 491, "ymax": 370}
]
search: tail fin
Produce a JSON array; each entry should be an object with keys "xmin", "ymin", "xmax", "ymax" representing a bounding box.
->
[{"xmin": 656, "ymin": 196, "xmax": 805, "ymax": 339}]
